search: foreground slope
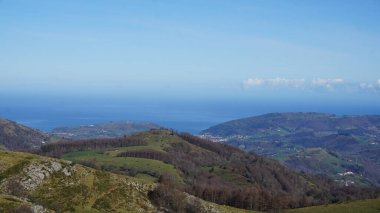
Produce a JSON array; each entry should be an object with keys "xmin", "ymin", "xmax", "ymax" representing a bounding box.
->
[
  {"xmin": 0, "ymin": 150, "xmax": 155, "ymax": 212},
  {"xmin": 51, "ymin": 121, "xmax": 160, "ymax": 140},
  {"xmin": 200, "ymin": 113, "xmax": 380, "ymax": 186},
  {"xmin": 0, "ymin": 149, "xmax": 257, "ymax": 213},
  {"xmin": 41, "ymin": 129, "xmax": 380, "ymax": 212},
  {"xmin": 0, "ymin": 118, "xmax": 49, "ymax": 151}
]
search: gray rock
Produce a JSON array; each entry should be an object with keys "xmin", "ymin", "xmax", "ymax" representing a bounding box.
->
[{"xmin": 20, "ymin": 160, "xmax": 71, "ymax": 191}]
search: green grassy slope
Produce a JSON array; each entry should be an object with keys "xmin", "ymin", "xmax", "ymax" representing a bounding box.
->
[
  {"xmin": 285, "ymin": 199, "xmax": 380, "ymax": 213},
  {"xmin": 61, "ymin": 130, "xmax": 182, "ymax": 182},
  {"xmin": 63, "ymin": 150, "xmax": 180, "ymax": 182}
]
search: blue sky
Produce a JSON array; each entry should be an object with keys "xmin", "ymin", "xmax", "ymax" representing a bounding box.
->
[{"xmin": 1, "ymin": 0, "xmax": 380, "ymax": 101}]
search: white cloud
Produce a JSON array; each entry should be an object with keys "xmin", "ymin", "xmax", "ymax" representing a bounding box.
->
[
  {"xmin": 243, "ymin": 77, "xmax": 380, "ymax": 94},
  {"xmin": 267, "ymin": 78, "xmax": 305, "ymax": 88},
  {"xmin": 243, "ymin": 78, "xmax": 263, "ymax": 87},
  {"xmin": 359, "ymin": 79, "xmax": 380, "ymax": 91},
  {"xmin": 311, "ymin": 78, "xmax": 344, "ymax": 91},
  {"xmin": 359, "ymin": 82, "xmax": 374, "ymax": 89},
  {"xmin": 311, "ymin": 78, "xmax": 344, "ymax": 85},
  {"xmin": 243, "ymin": 77, "xmax": 305, "ymax": 88},
  {"xmin": 311, "ymin": 78, "xmax": 344, "ymax": 90}
]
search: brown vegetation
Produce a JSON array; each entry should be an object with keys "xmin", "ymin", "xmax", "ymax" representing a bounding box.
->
[{"xmin": 41, "ymin": 135, "xmax": 147, "ymax": 157}]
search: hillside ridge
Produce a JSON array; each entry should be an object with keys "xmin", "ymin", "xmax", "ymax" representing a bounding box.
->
[
  {"xmin": 200, "ymin": 112, "xmax": 380, "ymax": 186},
  {"xmin": 0, "ymin": 118, "xmax": 49, "ymax": 151}
]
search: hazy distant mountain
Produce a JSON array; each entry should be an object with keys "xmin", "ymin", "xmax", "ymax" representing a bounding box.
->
[
  {"xmin": 0, "ymin": 118, "xmax": 49, "ymax": 150},
  {"xmin": 51, "ymin": 121, "xmax": 160, "ymax": 140},
  {"xmin": 200, "ymin": 112, "xmax": 380, "ymax": 186}
]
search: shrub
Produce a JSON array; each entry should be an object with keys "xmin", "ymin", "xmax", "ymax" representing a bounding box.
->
[{"xmin": 9, "ymin": 204, "xmax": 33, "ymax": 213}]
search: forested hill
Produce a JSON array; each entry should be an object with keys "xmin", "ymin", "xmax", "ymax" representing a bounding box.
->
[
  {"xmin": 201, "ymin": 112, "xmax": 380, "ymax": 137},
  {"xmin": 200, "ymin": 112, "xmax": 380, "ymax": 186},
  {"xmin": 40, "ymin": 129, "xmax": 380, "ymax": 212},
  {"xmin": 0, "ymin": 118, "xmax": 49, "ymax": 151}
]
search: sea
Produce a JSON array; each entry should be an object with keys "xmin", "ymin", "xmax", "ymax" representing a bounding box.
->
[{"xmin": 1, "ymin": 95, "xmax": 380, "ymax": 134}]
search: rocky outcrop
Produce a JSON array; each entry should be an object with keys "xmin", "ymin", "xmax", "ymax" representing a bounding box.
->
[
  {"xmin": 20, "ymin": 160, "xmax": 73, "ymax": 191},
  {"xmin": 0, "ymin": 150, "xmax": 158, "ymax": 212}
]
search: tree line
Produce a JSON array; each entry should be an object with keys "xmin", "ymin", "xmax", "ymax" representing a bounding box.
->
[
  {"xmin": 117, "ymin": 150, "xmax": 171, "ymax": 163},
  {"xmin": 40, "ymin": 136, "xmax": 147, "ymax": 157}
]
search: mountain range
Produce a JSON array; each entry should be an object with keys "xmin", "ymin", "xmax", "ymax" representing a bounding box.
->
[{"xmin": 0, "ymin": 116, "xmax": 379, "ymax": 212}]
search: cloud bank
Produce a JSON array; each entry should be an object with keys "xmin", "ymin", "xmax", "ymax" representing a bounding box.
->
[
  {"xmin": 243, "ymin": 78, "xmax": 306, "ymax": 88},
  {"xmin": 311, "ymin": 78, "xmax": 344, "ymax": 90},
  {"xmin": 243, "ymin": 77, "xmax": 380, "ymax": 92}
]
